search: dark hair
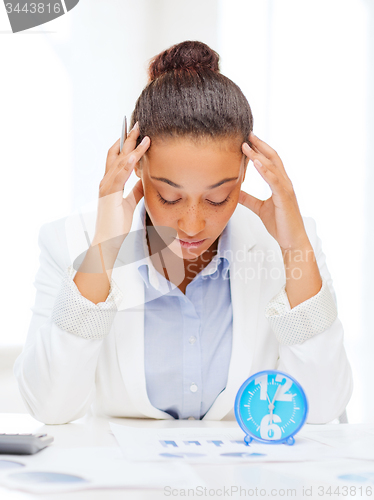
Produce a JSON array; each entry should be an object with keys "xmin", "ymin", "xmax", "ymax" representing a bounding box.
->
[{"xmin": 130, "ymin": 40, "xmax": 253, "ymax": 149}]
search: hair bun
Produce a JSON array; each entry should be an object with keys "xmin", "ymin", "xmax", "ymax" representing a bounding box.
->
[{"xmin": 148, "ymin": 40, "xmax": 220, "ymax": 81}]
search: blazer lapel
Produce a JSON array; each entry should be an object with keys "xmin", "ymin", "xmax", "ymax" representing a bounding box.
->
[{"xmin": 112, "ymin": 200, "xmax": 174, "ymax": 419}]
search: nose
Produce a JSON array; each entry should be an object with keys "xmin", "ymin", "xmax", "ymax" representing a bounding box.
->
[{"xmin": 177, "ymin": 207, "xmax": 206, "ymax": 237}]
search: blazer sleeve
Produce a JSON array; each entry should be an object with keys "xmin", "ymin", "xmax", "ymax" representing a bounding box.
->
[
  {"xmin": 13, "ymin": 221, "xmax": 122, "ymax": 425},
  {"xmin": 264, "ymin": 216, "xmax": 353, "ymax": 424}
]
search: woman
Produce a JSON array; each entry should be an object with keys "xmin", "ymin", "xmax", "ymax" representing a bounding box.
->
[{"xmin": 14, "ymin": 41, "xmax": 353, "ymax": 424}]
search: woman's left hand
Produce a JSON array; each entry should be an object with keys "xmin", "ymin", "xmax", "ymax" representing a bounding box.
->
[{"xmin": 239, "ymin": 132, "xmax": 310, "ymax": 253}]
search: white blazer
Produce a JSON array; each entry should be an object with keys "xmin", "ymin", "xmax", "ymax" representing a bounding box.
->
[{"xmin": 14, "ymin": 199, "xmax": 353, "ymax": 425}]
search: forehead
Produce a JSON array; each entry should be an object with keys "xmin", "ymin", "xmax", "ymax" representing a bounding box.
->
[{"xmin": 143, "ymin": 136, "xmax": 244, "ymax": 179}]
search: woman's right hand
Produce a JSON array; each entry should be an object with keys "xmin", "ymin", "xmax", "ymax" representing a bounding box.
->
[{"xmin": 92, "ymin": 122, "xmax": 150, "ymax": 251}]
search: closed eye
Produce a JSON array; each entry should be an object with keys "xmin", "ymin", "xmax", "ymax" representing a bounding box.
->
[{"xmin": 157, "ymin": 193, "xmax": 230, "ymax": 206}]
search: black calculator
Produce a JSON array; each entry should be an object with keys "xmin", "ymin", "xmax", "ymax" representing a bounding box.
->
[{"xmin": 0, "ymin": 433, "xmax": 54, "ymax": 455}]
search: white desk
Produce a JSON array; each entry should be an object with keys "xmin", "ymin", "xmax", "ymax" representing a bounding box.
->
[{"xmin": 1, "ymin": 413, "xmax": 374, "ymax": 500}]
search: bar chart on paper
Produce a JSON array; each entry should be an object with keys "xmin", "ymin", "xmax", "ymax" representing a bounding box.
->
[{"xmin": 109, "ymin": 423, "xmax": 334, "ymax": 464}]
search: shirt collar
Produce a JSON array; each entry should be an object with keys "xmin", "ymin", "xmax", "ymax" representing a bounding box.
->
[{"xmin": 135, "ymin": 199, "xmax": 232, "ymax": 290}]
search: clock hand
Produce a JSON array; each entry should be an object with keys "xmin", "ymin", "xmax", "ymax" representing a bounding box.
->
[
  {"xmin": 269, "ymin": 384, "xmax": 281, "ymax": 424},
  {"xmin": 269, "ymin": 405, "xmax": 274, "ymax": 424},
  {"xmin": 272, "ymin": 384, "xmax": 282, "ymax": 405},
  {"xmin": 266, "ymin": 392, "xmax": 274, "ymax": 423}
]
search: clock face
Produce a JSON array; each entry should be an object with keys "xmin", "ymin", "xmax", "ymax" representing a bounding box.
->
[{"xmin": 235, "ymin": 370, "xmax": 308, "ymax": 443}]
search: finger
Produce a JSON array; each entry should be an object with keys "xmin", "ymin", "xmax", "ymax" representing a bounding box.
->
[
  {"xmin": 102, "ymin": 135, "xmax": 150, "ymax": 196},
  {"xmin": 105, "ymin": 123, "xmax": 140, "ymax": 175},
  {"xmin": 109, "ymin": 136, "xmax": 150, "ymax": 190},
  {"xmin": 238, "ymin": 190, "xmax": 263, "ymax": 217},
  {"xmin": 250, "ymin": 157, "xmax": 293, "ymax": 196},
  {"xmin": 249, "ymin": 132, "xmax": 278, "ymax": 161},
  {"xmin": 242, "ymin": 143, "xmax": 289, "ymax": 183},
  {"xmin": 246, "ymin": 137, "xmax": 261, "ymax": 155},
  {"xmin": 126, "ymin": 136, "xmax": 151, "ymax": 165},
  {"xmin": 242, "ymin": 143, "xmax": 275, "ymax": 173},
  {"xmin": 121, "ymin": 122, "xmax": 140, "ymax": 156},
  {"xmin": 249, "ymin": 132, "xmax": 289, "ymax": 178},
  {"xmin": 106, "ymin": 138, "xmax": 121, "ymax": 169},
  {"xmin": 105, "ymin": 134, "xmax": 149, "ymax": 184},
  {"xmin": 101, "ymin": 152, "xmax": 137, "ymax": 194}
]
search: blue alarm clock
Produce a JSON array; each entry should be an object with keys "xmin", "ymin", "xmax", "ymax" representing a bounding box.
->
[{"xmin": 234, "ymin": 370, "xmax": 308, "ymax": 446}]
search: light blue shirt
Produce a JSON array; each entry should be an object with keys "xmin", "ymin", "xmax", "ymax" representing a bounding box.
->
[{"xmin": 135, "ymin": 210, "xmax": 233, "ymax": 420}]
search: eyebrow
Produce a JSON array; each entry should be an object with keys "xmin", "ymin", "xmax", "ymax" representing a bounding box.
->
[{"xmin": 150, "ymin": 176, "xmax": 239, "ymax": 189}]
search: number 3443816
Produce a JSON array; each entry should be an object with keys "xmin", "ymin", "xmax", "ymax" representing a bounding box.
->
[
  {"xmin": 5, "ymin": 3, "xmax": 62, "ymax": 14},
  {"xmin": 318, "ymin": 485, "xmax": 372, "ymax": 496}
]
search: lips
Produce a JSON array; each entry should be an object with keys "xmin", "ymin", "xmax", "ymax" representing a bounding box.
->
[
  {"xmin": 176, "ymin": 238, "xmax": 206, "ymax": 248},
  {"xmin": 179, "ymin": 239, "xmax": 205, "ymax": 244}
]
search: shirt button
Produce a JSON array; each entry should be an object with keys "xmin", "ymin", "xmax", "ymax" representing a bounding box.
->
[
  {"xmin": 189, "ymin": 336, "xmax": 196, "ymax": 344},
  {"xmin": 188, "ymin": 417, "xmax": 195, "ymax": 420},
  {"xmin": 190, "ymin": 383, "xmax": 198, "ymax": 393}
]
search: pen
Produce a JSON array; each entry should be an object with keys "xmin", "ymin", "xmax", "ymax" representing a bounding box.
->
[{"xmin": 120, "ymin": 115, "xmax": 127, "ymax": 153}]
